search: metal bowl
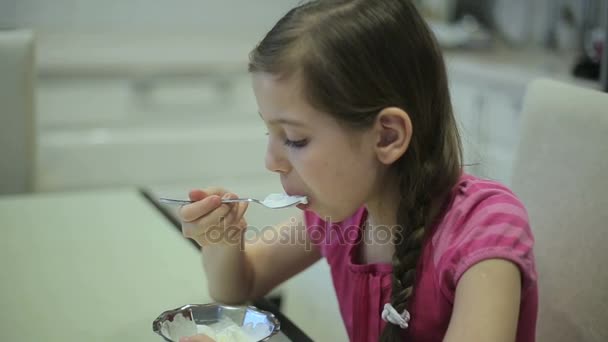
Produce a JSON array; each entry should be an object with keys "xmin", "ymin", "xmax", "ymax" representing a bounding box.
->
[{"xmin": 153, "ymin": 303, "xmax": 281, "ymax": 342}]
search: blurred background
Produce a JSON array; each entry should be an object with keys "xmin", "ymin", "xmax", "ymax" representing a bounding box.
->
[
  {"xmin": 1, "ymin": 0, "xmax": 605, "ymax": 195},
  {"xmin": 1, "ymin": 1, "xmax": 606, "ymax": 341}
]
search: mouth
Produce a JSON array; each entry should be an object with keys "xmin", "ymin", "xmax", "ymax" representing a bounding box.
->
[
  {"xmin": 283, "ymin": 190, "xmax": 310, "ymax": 210},
  {"xmin": 296, "ymin": 202, "xmax": 310, "ymax": 210}
]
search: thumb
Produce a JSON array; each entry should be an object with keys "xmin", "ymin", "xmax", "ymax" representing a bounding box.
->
[
  {"xmin": 188, "ymin": 189, "xmax": 207, "ymax": 202},
  {"xmin": 223, "ymin": 193, "xmax": 249, "ymax": 226},
  {"xmin": 236, "ymin": 201, "xmax": 249, "ymax": 223}
]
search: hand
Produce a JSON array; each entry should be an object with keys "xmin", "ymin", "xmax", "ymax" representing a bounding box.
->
[
  {"xmin": 178, "ymin": 187, "xmax": 249, "ymax": 247},
  {"xmin": 179, "ymin": 334, "xmax": 216, "ymax": 342}
]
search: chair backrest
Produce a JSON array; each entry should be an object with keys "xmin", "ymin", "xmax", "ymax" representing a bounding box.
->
[
  {"xmin": 511, "ymin": 79, "xmax": 608, "ymax": 341},
  {"xmin": 0, "ymin": 30, "xmax": 35, "ymax": 194}
]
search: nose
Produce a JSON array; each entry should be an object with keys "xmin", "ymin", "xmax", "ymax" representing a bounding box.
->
[{"xmin": 265, "ymin": 139, "xmax": 291, "ymax": 174}]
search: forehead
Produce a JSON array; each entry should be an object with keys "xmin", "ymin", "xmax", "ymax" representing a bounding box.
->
[
  {"xmin": 251, "ymin": 72, "xmax": 316, "ymax": 120},
  {"xmin": 251, "ymin": 72, "xmax": 368, "ymax": 140}
]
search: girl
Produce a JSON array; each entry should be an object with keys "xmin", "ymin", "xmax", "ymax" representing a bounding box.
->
[{"xmin": 178, "ymin": 1, "xmax": 537, "ymax": 341}]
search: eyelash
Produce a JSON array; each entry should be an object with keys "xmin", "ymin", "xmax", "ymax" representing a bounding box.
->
[
  {"xmin": 283, "ymin": 138, "xmax": 308, "ymax": 148},
  {"xmin": 265, "ymin": 132, "xmax": 308, "ymax": 149}
]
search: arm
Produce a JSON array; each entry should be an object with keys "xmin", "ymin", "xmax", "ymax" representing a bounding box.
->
[
  {"xmin": 202, "ymin": 216, "xmax": 322, "ymax": 304},
  {"xmin": 443, "ymin": 259, "xmax": 522, "ymax": 342}
]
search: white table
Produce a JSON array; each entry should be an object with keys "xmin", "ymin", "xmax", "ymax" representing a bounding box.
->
[{"xmin": 0, "ymin": 188, "xmax": 211, "ymax": 341}]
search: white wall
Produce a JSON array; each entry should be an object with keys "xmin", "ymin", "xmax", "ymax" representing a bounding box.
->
[
  {"xmin": 0, "ymin": 30, "xmax": 35, "ymax": 194},
  {"xmin": 0, "ymin": 0, "xmax": 17, "ymax": 29},
  {"xmin": 16, "ymin": 0, "xmax": 593, "ymax": 45},
  {"xmin": 14, "ymin": 0, "xmax": 299, "ymax": 36}
]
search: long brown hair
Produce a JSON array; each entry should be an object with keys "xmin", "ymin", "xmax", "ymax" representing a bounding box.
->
[{"xmin": 249, "ymin": 1, "xmax": 462, "ymax": 340}]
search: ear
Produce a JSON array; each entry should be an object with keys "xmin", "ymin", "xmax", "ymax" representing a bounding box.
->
[{"xmin": 373, "ymin": 107, "xmax": 412, "ymax": 165}]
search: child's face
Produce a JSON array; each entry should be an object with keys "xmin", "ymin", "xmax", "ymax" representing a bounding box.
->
[{"xmin": 252, "ymin": 72, "xmax": 382, "ymax": 222}]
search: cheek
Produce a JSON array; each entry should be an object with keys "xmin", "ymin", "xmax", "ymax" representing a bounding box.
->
[
  {"xmin": 332, "ymin": 152, "xmax": 377, "ymax": 196},
  {"xmin": 290, "ymin": 152, "xmax": 328, "ymax": 187},
  {"xmin": 287, "ymin": 151, "xmax": 334, "ymax": 197},
  {"xmin": 289, "ymin": 142, "xmax": 373, "ymax": 207},
  {"xmin": 319, "ymin": 158, "xmax": 367, "ymax": 203}
]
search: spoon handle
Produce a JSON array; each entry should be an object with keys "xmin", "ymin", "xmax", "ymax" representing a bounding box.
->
[
  {"xmin": 158, "ymin": 198, "xmax": 192, "ymax": 205},
  {"xmin": 221, "ymin": 198, "xmax": 255, "ymax": 203},
  {"xmin": 158, "ymin": 198, "xmax": 253, "ymax": 205}
]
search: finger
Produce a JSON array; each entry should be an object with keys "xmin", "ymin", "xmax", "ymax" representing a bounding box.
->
[
  {"xmin": 181, "ymin": 201, "xmax": 234, "ymax": 240},
  {"xmin": 220, "ymin": 193, "xmax": 248, "ymax": 224},
  {"xmin": 181, "ymin": 221, "xmax": 205, "ymax": 243},
  {"xmin": 188, "ymin": 186, "xmax": 227, "ymax": 201},
  {"xmin": 179, "ymin": 195, "xmax": 222, "ymax": 222},
  {"xmin": 235, "ymin": 200, "xmax": 249, "ymax": 223},
  {"xmin": 188, "ymin": 189, "xmax": 207, "ymax": 202}
]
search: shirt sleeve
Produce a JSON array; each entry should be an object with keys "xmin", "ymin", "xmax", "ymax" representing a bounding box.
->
[{"xmin": 437, "ymin": 185, "xmax": 537, "ymax": 302}]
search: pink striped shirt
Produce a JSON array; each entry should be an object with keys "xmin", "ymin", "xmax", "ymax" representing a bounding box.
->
[{"xmin": 305, "ymin": 173, "xmax": 537, "ymax": 341}]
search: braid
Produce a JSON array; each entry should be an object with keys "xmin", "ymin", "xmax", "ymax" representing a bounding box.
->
[
  {"xmin": 380, "ymin": 147, "xmax": 460, "ymax": 342},
  {"xmin": 380, "ymin": 172, "xmax": 430, "ymax": 342}
]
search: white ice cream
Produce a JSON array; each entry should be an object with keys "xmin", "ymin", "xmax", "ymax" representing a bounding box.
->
[
  {"xmin": 263, "ymin": 193, "xmax": 308, "ymax": 207},
  {"xmin": 196, "ymin": 317, "xmax": 256, "ymax": 342}
]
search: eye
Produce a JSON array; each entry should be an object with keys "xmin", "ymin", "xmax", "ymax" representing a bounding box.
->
[{"xmin": 284, "ymin": 138, "xmax": 308, "ymax": 149}]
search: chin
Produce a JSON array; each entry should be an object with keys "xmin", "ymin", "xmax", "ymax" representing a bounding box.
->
[{"xmin": 309, "ymin": 205, "xmax": 359, "ymax": 224}]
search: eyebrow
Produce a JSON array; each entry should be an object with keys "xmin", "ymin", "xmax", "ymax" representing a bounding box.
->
[{"xmin": 258, "ymin": 111, "xmax": 307, "ymax": 127}]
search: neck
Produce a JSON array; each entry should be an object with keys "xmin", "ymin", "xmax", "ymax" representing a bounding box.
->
[
  {"xmin": 365, "ymin": 174, "xmax": 447, "ymax": 236},
  {"xmin": 365, "ymin": 174, "xmax": 400, "ymax": 231},
  {"xmin": 356, "ymin": 175, "xmax": 400, "ymax": 264}
]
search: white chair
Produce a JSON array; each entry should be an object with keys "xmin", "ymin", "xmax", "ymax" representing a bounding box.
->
[
  {"xmin": 511, "ymin": 79, "xmax": 608, "ymax": 341},
  {"xmin": 0, "ymin": 30, "xmax": 35, "ymax": 194}
]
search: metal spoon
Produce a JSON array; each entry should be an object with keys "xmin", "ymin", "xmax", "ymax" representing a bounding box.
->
[{"xmin": 159, "ymin": 193, "xmax": 308, "ymax": 209}]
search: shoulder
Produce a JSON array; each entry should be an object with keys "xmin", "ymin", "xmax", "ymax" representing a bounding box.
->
[
  {"xmin": 432, "ymin": 174, "xmax": 537, "ymax": 298},
  {"xmin": 437, "ymin": 174, "xmax": 531, "ymax": 241}
]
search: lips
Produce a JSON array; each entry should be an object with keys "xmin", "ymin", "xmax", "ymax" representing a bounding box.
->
[
  {"xmin": 288, "ymin": 193, "xmax": 310, "ymax": 210},
  {"xmin": 296, "ymin": 202, "xmax": 310, "ymax": 211},
  {"xmin": 282, "ymin": 188, "xmax": 310, "ymax": 210},
  {"xmin": 281, "ymin": 184, "xmax": 305, "ymax": 197}
]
